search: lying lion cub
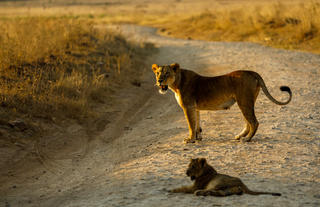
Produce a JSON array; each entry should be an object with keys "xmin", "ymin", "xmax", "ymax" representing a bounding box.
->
[
  {"xmin": 171, "ymin": 158, "xmax": 281, "ymax": 196},
  {"xmin": 152, "ymin": 63, "xmax": 292, "ymax": 143}
]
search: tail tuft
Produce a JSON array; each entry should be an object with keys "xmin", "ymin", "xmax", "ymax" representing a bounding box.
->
[
  {"xmin": 272, "ymin": 193, "xmax": 281, "ymax": 196},
  {"xmin": 280, "ymin": 86, "xmax": 291, "ymax": 94}
]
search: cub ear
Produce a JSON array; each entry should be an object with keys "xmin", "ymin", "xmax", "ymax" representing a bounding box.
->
[
  {"xmin": 170, "ymin": 63, "xmax": 180, "ymax": 72},
  {"xmin": 199, "ymin": 158, "xmax": 207, "ymax": 167},
  {"xmin": 152, "ymin": 64, "xmax": 158, "ymax": 72}
]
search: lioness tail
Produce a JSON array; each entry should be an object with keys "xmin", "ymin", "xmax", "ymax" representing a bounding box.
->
[{"xmin": 252, "ymin": 72, "xmax": 292, "ymax": 105}]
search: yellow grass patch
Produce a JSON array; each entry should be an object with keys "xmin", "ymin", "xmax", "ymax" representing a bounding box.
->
[
  {"xmin": 155, "ymin": 1, "xmax": 320, "ymax": 53},
  {"xmin": 0, "ymin": 17, "xmax": 153, "ymax": 120}
]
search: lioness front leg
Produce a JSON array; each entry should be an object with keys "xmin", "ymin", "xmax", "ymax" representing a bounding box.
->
[
  {"xmin": 196, "ymin": 110, "xmax": 202, "ymax": 141},
  {"xmin": 182, "ymin": 106, "xmax": 197, "ymax": 143},
  {"xmin": 171, "ymin": 185, "xmax": 195, "ymax": 194}
]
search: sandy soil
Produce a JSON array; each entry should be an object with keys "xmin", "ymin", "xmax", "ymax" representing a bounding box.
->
[{"xmin": 1, "ymin": 24, "xmax": 320, "ymax": 207}]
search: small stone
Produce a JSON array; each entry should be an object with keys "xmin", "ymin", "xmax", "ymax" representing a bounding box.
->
[
  {"xmin": 124, "ymin": 126, "xmax": 132, "ymax": 130},
  {"xmin": 314, "ymin": 194, "xmax": 320, "ymax": 199},
  {"xmin": 131, "ymin": 80, "xmax": 141, "ymax": 87},
  {"xmin": 8, "ymin": 119, "xmax": 28, "ymax": 131}
]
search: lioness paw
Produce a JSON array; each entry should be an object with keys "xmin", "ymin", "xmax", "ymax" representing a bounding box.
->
[
  {"xmin": 196, "ymin": 136, "xmax": 202, "ymax": 141},
  {"xmin": 241, "ymin": 137, "xmax": 253, "ymax": 142},
  {"xmin": 196, "ymin": 132, "xmax": 202, "ymax": 141},
  {"xmin": 184, "ymin": 138, "xmax": 196, "ymax": 144},
  {"xmin": 234, "ymin": 134, "xmax": 242, "ymax": 140}
]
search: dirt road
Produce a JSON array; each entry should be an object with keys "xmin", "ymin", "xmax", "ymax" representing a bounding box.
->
[{"xmin": 1, "ymin": 24, "xmax": 320, "ymax": 207}]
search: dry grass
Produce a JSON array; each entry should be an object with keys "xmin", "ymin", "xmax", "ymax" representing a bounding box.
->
[
  {"xmin": 1, "ymin": 1, "xmax": 318, "ymax": 53},
  {"xmin": 0, "ymin": 17, "xmax": 153, "ymax": 120},
  {"xmin": 156, "ymin": 1, "xmax": 320, "ymax": 53},
  {"xmin": 65, "ymin": 0, "xmax": 319, "ymax": 54}
]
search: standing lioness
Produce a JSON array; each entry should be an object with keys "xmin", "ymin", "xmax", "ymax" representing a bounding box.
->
[{"xmin": 152, "ymin": 63, "xmax": 292, "ymax": 143}]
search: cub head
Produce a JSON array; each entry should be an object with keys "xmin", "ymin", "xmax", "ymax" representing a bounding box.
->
[
  {"xmin": 152, "ymin": 63, "xmax": 180, "ymax": 94},
  {"xmin": 186, "ymin": 158, "xmax": 216, "ymax": 181}
]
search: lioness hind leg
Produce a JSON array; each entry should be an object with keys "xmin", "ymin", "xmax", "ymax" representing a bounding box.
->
[
  {"xmin": 235, "ymin": 123, "xmax": 250, "ymax": 140},
  {"xmin": 239, "ymin": 108, "xmax": 259, "ymax": 142},
  {"xmin": 237, "ymin": 102, "xmax": 259, "ymax": 142},
  {"xmin": 245, "ymin": 121, "xmax": 259, "ymax": 142}
]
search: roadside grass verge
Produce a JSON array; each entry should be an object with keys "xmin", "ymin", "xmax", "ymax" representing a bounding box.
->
[
  {"xmin": 1, "ymin": 1, "xmax": 318, "ymax": 53},
  {"xmin": 0, "ymin": 17, "xmax": 154, "ymax": 121},
  {"xmin": 155, "ymin": 1, "xmax": 320, "ymax": 53},
  {"xmin": 87, "ymin": 1, "xmax": 320, "ymax": 54}
]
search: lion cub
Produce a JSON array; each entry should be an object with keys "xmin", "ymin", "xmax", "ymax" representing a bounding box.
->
[
  {"xmin": 171, "ymin": 158, "xmax": 281, "ymax": 197},
  {"xmin": 152, "ymin": 63, "xmax": 292, "ymax": 143}
]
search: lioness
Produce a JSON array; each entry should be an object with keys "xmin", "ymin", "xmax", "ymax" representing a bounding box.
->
[
  {"xmin": 171, "ymin": 158, "xmax": 281, "ymax": 196},
  {"xmin": 152, "ymin": 63, "xmax": 292, "ymax": 143}
]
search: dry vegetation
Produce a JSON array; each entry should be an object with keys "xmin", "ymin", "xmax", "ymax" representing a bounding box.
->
[
  {"xmin": 0, "ymin": 17, "xmax": 153, "ymax": 121},
  {"xmin": 1, "ymin": 1, "xmax": 319, "ymax": 54},
  {"xmin": 157, "ymin": 1, "xmax": 320, "ymax": 53},
  {"xmin": 70, "ymin": 0, "xmax": 319, "ymax": 54},
  {"xmin": 0, "ymin": 3, "xmax": 155, "ymax": 164}
]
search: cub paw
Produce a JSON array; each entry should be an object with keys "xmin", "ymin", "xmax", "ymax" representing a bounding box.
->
[
  {"xmin": 170, "ymin": 189, "xmax": 178, "ymax": 193},
  {"xmin": 194, "ymin": 190, "xmax": 207, "ymax": 196}
]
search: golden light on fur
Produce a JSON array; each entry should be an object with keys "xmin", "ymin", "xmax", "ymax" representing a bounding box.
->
[{"xmin": 152, "ymin": 63, "xmax": 292, "ymax": 143}]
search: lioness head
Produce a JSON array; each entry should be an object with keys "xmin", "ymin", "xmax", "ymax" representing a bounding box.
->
[
  {"xmin": 152, "ymin": 63, "xmax": 180, "ymax": 94},
  {"xmin": 186, "ymin": 158, "xmax": 217, "ymax": 181}
]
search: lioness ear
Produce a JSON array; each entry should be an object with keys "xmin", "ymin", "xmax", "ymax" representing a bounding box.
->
[
  {"xmin": 199, "ymin": 158, "xmax": 206, "ymax": 167},
  {"xmin": 152, "ymin": 64, "xmax": 158, "ymax": 73},
  {"xmin": 170, "ymin": 63, "xmax": 180, "ymax": 72}
]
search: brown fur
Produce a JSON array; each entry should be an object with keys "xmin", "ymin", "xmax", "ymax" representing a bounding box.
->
[
  {"xmin": 152, "ymin": 63, "xmax": 292, "ymax": 143},
  {"xmin": 171, "ymin": 158, "xmax": 281, "ymax": 197}
]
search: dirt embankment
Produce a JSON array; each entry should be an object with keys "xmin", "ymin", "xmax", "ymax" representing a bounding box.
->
[{"xmin": 1, "ymin": 24, "xmax": 320, "ymax": 207}]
